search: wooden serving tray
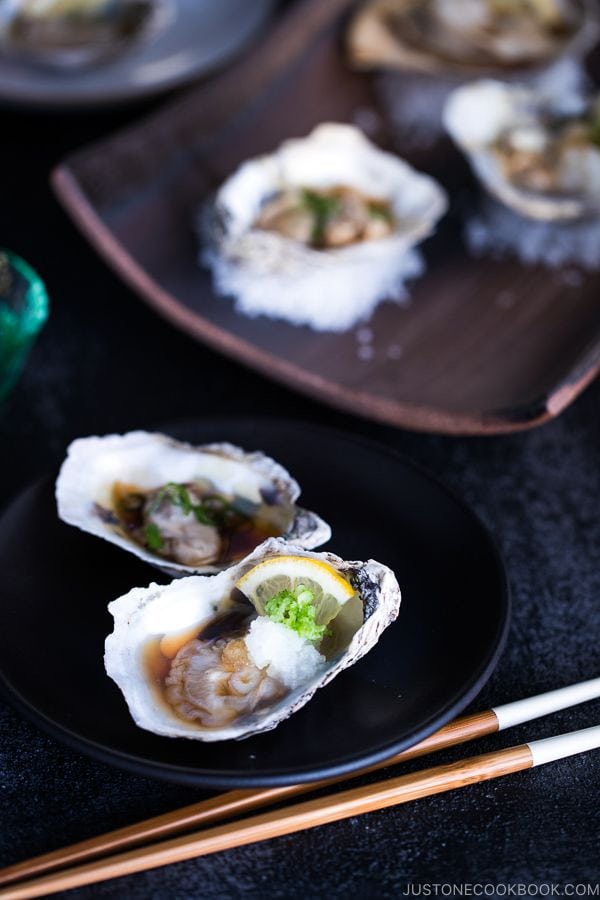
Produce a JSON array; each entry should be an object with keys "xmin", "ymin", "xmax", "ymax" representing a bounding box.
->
[{"xmin": 52, "ymin": 0, "xmax": 600, "ymax": 434}]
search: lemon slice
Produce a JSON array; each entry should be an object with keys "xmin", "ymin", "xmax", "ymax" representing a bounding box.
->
[{"xmin": 236, "ymin": 555, "xmax": 356, "ymax": 625}]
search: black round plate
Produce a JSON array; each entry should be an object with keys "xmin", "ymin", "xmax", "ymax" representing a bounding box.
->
[{"xmin": 0, "ymin": 420, "xmax": 509, "ymax": 788}]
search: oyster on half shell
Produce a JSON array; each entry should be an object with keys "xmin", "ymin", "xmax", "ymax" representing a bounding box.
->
[
  {"xmin": 56, "ymin": 431, "xmax": 331, "ymax": 577},
  {"xmin": 0, "ymin": 0, "xmax": 167, "ymax": 70},
  {"xmin": 444, "ymin": 79, "xmax": 600, "ymax": 220},
  {"xmin": 104, "ymin": 538, "xmax": 402, "ymax": 742},
  {"xmin": 347, "ymin": 0, "xmax": 598, "ymax": 77},
  {"xmin": 201, "ymin": 123, "xmax": 447, "ymax": 333}
]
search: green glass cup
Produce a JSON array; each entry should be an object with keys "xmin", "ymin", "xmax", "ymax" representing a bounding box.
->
[{"xmin": 0, "ymin": 250, "xmax": 49, "ymax": 402}]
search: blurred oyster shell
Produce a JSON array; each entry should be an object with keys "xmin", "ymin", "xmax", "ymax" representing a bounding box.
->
[
  {"xmin": 347, "ymin": 0, "xmax": 599, "ymax": 76},
  {"xmin": 444, "ymin": 79, "xmax": 600, "ymax": 220},
  {"xmin": 104, "ymin": 537, "xmax": 402, "ymax": 742},
  {"xmin": 202, "ymin": 122, "xmax": 447, "ymax": 333},
  {"xmin": 0, "ymin": 0, "xmax": 168, "ymax": 70},
  {"xmin": 56, "ymin": 431, "xmax": 331, "ymax": 576}
]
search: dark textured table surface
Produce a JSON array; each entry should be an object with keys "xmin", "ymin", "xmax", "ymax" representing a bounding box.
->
[{"xmin": 1, "ymin": 61, "xmax": 599, "ymax": 900}]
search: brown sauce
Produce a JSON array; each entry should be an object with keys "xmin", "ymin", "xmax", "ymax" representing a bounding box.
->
[
  {"xmin": 142, "ymin": 602, "xmax": 258, "ymax": 726},
  {"xmin": 110, "ymin": 480, "xmax": 284, "ymax": 567},
  {"xmin": 143, "ymin": 622, "xmax": 203, "ymax": 690},
  {"xmin": 216, "ymin": 519, "xmax": 281, "ymax": 566}
]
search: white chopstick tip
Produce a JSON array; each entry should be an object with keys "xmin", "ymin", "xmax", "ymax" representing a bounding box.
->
[
  {"xmin": 528, "ymin": 724, "xmax": 600, "ymax": 767},
  {"xmin": 493, "ymin": 677, "xmax": 600, "ymax": 730}
]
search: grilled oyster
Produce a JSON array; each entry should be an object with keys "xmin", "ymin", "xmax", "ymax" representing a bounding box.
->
[
  {"xmin": 56, "ymin": 431, "xmax": 330, "ymax": 576},
  {"xmin": 347, "ymin": 0, "xmax": 598, "ymax": 76},
  {"xmin": 104, "ymin": 538, "xmax": 402, "ymax": 741},
  {"xmin": 444, "ymin": 79, "xmax": 600, "ymax": 219},
  {"xmin": 202, "ymin": 122, "xmax": 447, "ymax": 333}
]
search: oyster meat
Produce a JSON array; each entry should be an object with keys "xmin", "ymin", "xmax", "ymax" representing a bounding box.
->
[
  {"xmin": 104, "ymin": 538, "xmax": 402, "ymax": 741},
  {"xmin": 56, "ymin": 431, "xmax": 331, "ymax": 576},
  {"xmin": 444, "ymin": 79, "xmax": 600, "ymax": 220},
  {"xmin": 202, "ymin": 122, "xmax": 447, "ymax": 333},
  {"xmin": 347, "ymin": 0, "xmax": 598, "ymax": 76}
]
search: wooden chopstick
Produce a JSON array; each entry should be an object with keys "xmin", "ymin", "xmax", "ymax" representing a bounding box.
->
[
  {"xmin": 2, "ymin": 724, "xmax": 599, "ymax": 900},
  {"xmin": 0, "ymin": 709, "xmax": 498, "ymax": 888},
  {"xmin": 1, "ymin": 676, "xmax": 598, "ymax": 890}
]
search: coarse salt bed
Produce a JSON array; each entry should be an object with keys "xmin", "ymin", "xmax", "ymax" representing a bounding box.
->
[
  {"xmin": 244, "ymin": 617, "xmax": 325, "ymax": 691},
  {"xmin": 378, "ymin": 58, "xmax": 589, "ymax": 151},
  {"xmin": 465, "ymin": 198, "xmax": 600, "ymax": 270},
  {"xmin": 203, "ymin": 243, "xmax": 424, "ymax": 333},
  {"xmin": 378, "ymin": 73, "xmax": 455, "ymax": 150}
]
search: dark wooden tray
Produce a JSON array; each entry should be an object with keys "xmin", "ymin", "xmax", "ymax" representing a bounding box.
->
[{"xmin": 52, "ymin": 0, "xmax": 600, "ymax": 434}]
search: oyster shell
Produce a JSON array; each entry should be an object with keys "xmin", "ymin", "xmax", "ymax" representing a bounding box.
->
[
  {"xmin": 444, "ymin": 79, "xmax": 600, "ymax": 220},
  {"xmin": 202, "ymin": 122, "xmax": 447, "ymax": 333},
  {"xmin": 347, "ymin": 0, "xmax": 599, "ymax": 77},
  {"xmin": 104, "ymin": 538, "xmax": 402, "ymax": 741},
  {"xmin": 56, "ymin": 431, "xmax": 331, "ymax": 576},
  {"xmin": 0, "ymin": 0, "xmax": 167, "ymax": 70}
]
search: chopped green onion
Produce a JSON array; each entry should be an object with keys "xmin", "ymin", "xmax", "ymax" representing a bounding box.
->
[
  {"xmin": 148, "ymin": 482, "xmax": 249, "ymax": 530},
  {"xmin": 193, "ymin": 504, "xmax": 217, "ymax": 526},
  {"xmin": 264, "ymin": 586, "xmax": 328, "ymax": 642},
  {"xmin": 301, "ymin": 189, "xmax": 340, "ymax": 246},
  {"xmin": 144, "ymin": 522, "xmax": 163, "ymax": 551}
]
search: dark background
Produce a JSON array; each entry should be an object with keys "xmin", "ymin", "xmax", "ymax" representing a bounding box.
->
[{"xmin": 1, "ymin": 25, "xmax": 599, "ymax": 900}]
